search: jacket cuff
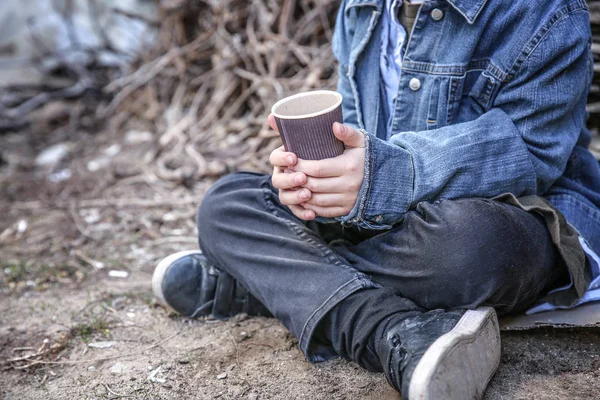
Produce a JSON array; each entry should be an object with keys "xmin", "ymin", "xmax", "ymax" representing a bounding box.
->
[{"xmin": 337, "ymin": 131, "xmax": 414, "ymax": 229}]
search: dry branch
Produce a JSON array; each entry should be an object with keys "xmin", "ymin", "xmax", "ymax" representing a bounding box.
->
[{"xmin": 105, "ymin": 0, "xmax": 340, "ymax": 180}]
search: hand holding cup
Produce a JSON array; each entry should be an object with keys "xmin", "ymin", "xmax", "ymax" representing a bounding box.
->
[{"xmin": 268, "ymin": 91, "xmax": 366, "ymax": 220}]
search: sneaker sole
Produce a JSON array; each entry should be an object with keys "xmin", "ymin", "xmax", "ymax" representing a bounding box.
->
[
  {"xmin": 408, "ymin": 307, "xmax": 500, "ymax": 400},
  {"xmin": 151, "ymin": 250, "xmax": 203, "ymax": 313}
]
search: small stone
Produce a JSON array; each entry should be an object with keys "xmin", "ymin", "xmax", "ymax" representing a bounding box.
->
[
  {"xmin": 86, "ymin": 157, "xmax": 111, "ymax": 172},
  {"xmin": 104, "ymin": 144, "xmax": 121, "ymax": 157},
  {"xmin": 87, "ymin": 366, "xmax": 96, "ymax": 371},
  {"xmin": 248, "ymin": 393, "xmax": 259, "ymax": 400},
  {"xmin": 216, "ymin": 373, "xmax": 227, "ymax": 380},
  {"xmin": 177, "ymin": 358, "xmax": 190, "ymax": 364},
  {"xmin": 110, "ymin": 362, "xmax": 129, "ymax": 374},
  {"xmin": 16, "ymin": 220, "xmax": 28, "ymax": 233},
  {"xmin": 231, "ymin": 313, "xmax": 249, "ymax": 322},
  {"xmin": 83, "ymin": 209, "xmax": 101, "ymax": 224},
  {"xmin": 35, "ymin": 143, "xmax": 70, "ymax": 167}
]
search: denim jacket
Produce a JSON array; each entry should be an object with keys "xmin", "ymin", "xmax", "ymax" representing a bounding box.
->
[{"xmin": 333, "ymin": 0, "xmax": 600, "ymax": 256}]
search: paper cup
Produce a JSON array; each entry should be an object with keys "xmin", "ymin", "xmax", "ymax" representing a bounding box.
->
[{"xmin": 271, "ymin": 90, "xmax": 345, "ymax": 160}]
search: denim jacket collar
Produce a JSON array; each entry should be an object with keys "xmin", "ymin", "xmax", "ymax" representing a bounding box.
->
[
  {"xmin": 446, "ymin": 0, "xmax": 489, "ymax": 23},
  {"xmin": 344, "ymin": 0, "xmax": 488, "ymax": 23}
]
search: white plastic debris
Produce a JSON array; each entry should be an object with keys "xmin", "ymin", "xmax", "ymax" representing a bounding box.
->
[
  {"xmin": 86, "ymin": 157, "xmax": 111, "ymax": 172},
  {"xmin": 104, "ymin": 144, "xmax": 121, "ymax": 157},
  {"xmin": 125, "ymin": 130, "xmax": 153, "ymax": 144},
  {"xmin": 87, "ymin": 341, "xmax": 116, "ymax": 349},
  {"xmin": 108, "ymin": 270, "xmax": 129, "ymax": 278},
  {"xmin": 35, "ymin": 143, "xmax": 70, "ymax": 167},
  {"xmin": 126, "ymin": 312, "xmax": 135, "ymax": 318},
  {"xmin": 82, "ymin": 209, "xmax": 101, "ymax": 224},
  {"xmin": 148, "ymin": 366, "xmax": 166, "ymax": 383},
  {"xmin": 48, "ymin": 169, "xmax": 72, "ymax": 183}
]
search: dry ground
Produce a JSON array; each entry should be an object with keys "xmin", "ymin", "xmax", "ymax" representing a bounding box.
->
[{"xmin": 1, "ymin": 119, "xmax": 600, "ymax": 400}]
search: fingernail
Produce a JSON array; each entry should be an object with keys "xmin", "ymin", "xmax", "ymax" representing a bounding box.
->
[
  {"xmin": 304, "ymin": 212, "xmax": 313, "ymax": 219},
  {"xmin": 299, "ymin": 189, "xmax": 309, "ymax": 200},
  {"xmin": 286, "ymin": 155, "xmax": 294, "ymax": 165},
  {"xmin": 336, "ymin": 122, "xmax": 346, "ymax": 134},
  {"xmin": 295, "ymin": 174, "xmax": 305, "ymax": 185}
]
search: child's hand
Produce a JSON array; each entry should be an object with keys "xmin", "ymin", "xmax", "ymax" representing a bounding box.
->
[
  {"xmin": 268, "ymin": 114, "xmax": 316, "ymax": 221},
  {"xmin": 268, "ymin": 115, "xmax": 366, "ymax": 220},
  {"xmin": 293, "ymin": 122, "xmax": 366, "ymax": 218}
]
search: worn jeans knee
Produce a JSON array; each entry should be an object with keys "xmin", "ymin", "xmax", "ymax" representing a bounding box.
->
[
  {"xmin": 335, "ymin": 198, "xmax": 561, "ymax": 314},
  {"xmin": 196, "ymin": 172, "xmax": 267, "ymax": 267},
  {"xmin": 414, "ymin": 199, "xmax": 559, "ymax": 310}
]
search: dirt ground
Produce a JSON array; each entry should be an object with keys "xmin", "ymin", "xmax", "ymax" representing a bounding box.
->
[{"xmin": 1, "ymin": 117, "xmax": 600, "ymax": 400}]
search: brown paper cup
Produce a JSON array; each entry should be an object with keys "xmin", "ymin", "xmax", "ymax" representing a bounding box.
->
[{"xmin": 271, "ymin": 90, "xmax": 345, "ymax": 160}]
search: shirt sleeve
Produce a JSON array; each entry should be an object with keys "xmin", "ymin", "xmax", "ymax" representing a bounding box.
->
[{"xmin": 339, "ymin": 10, "xmax": 593, "ymax": 229}]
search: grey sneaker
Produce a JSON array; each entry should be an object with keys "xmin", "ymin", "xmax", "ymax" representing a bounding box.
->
[
  {"xmin": 377, "ymin": 307, "xmax": 500, "ymax": 400},
  {"xmin": 152, "ymin": 250, "xmax": 271, "ymax": 319}
]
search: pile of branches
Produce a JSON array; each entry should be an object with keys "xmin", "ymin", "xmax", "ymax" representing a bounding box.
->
[{"xmin": 106, "ymin": 0, "xmax": 339, "ymax": 182}]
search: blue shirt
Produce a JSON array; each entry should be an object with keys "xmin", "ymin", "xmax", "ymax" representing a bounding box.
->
[
  {"xmin": 380, "ymin": 0, "xmax": 423, "ymax": 136},
  {"xmin": 333, "ymin": 0, "xmax": 600, "ymax": 308}
]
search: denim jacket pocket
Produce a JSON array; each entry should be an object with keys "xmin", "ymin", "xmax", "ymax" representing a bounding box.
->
[
  {"xmin": 426, "ymin": 76, "xmax": 441, "ymax": 130},
  {"xmin": 425, "ymin": 74, "xmax": 465, "ymax": 129},
  {"xmin": 446, "ymin": 75, "xmax": 465, "ymax": 126},
  {"xmin": 466, "ymin": 70, "xmax": 500, "ymax": 112}
]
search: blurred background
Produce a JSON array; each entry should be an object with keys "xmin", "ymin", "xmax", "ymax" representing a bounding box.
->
[{"xmin": 1, "ymin": 1, "xmax": 600, "ymax": 399}]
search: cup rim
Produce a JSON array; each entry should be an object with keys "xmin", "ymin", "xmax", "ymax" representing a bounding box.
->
[{"xmin": 271, "ymin": 90, "xmax": 342, "ymax": 120}]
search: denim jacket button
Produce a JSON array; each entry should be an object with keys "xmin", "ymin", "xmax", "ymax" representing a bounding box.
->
[
  {"xmin": 431, "ymin": 8, "xmax": 444, "ymax": 21},
  {"xmin": 409, "ymin": 78, "xmax": 421, "ymax": 91}
]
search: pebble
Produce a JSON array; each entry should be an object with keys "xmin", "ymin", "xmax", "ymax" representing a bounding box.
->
[
  {"xmin": 35, "ymin": 143, "xmax": 70, "ymax": 167},
  {"xmin": 216, "ymin": 373, "xmax": 227, "ymax": 380},
  {"xmin": 109, "ymin": 362, "xmax": 129, "ymax": 374}
]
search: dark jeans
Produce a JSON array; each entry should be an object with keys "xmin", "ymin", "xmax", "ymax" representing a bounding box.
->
[{"xmin": 197, "ymin": 172, "xmax": 565, "ymax": 363}]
